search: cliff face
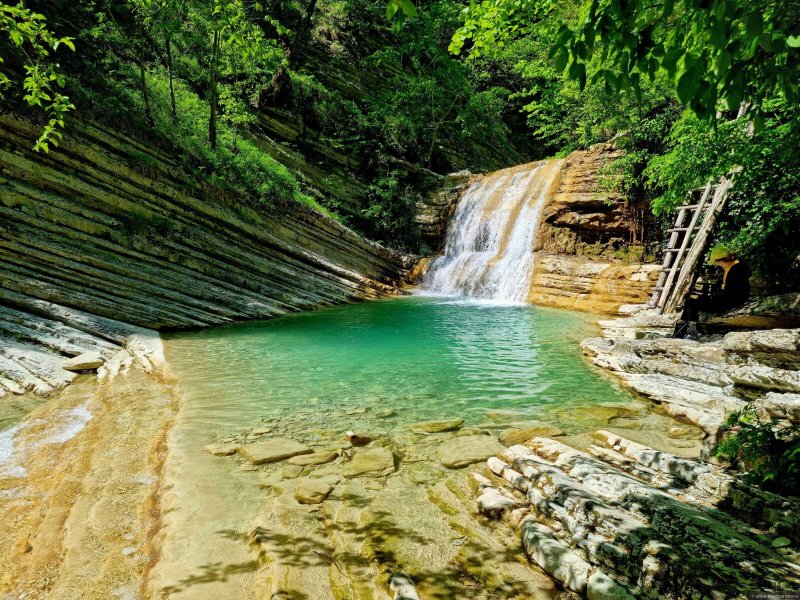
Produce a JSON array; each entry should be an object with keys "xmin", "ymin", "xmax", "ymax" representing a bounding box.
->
[
  {"xmin": 529, "ymin": 143, "xmax": 659, "ymax": 313},
  {"xmin": 0, "ymin": 115, "xmax": 409, "ymax": 395},
  {"xmin": 415, "ymin": 144, "xmax": 659, "ymax": 313}
]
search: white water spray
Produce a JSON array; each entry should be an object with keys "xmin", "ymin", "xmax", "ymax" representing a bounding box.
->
[{"xmin": 421, "ymin": 159, "xmax": 562, "ymax": 302}]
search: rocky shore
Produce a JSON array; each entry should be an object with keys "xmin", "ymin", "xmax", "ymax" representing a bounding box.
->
[{"xmin": 581, "ymin": 305, "xmax": 800, "ymax": 449}]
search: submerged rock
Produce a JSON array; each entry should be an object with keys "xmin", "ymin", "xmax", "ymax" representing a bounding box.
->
[
  {"xmin": 237, "ymin": 437, "xmax": 312, "ymax": 465},
  {"xmin": 342, "ymin": 447, "xmax": 396, "ymax": 478},
  {"xmin": 499, "ymin": 425, "xmax": 565, "ymax": 446},
  {"xmin": 438, "ymin": 435, "xmax": 505, "ymax": 469},
  {"xmin": 203, "ymin": 442, "xmax": 238, "ymax": 457},
  {"xmin": 409, "ymin": 419, "xmax": 464, "ymax": 433},
  {"xmin": 294, "ymin": 479, "xmax": 334, "ymax": 504},
  {"xmin": 61, "ymin": 351, "xmax": 105, "ymax": 371},
  {"xmin": 388, "ymin": 574, "xmax": 420, "ymax": 600},
  {"xmin": 287, "ymin": 450, "xmax": 339, "ymax": 466},
  {"xmin": 344, "ymin": 431, "xmax": 373, "ymax": 447}
]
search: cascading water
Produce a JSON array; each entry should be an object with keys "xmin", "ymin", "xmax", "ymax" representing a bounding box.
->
[{"xmin": 421, "ymin": 159, "xmax": 563, "ymax": 302}]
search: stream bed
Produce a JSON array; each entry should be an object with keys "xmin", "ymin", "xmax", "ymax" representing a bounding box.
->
[{"xmin": 153, "ymin": 296, "xmax": 703, "ymax": 599}]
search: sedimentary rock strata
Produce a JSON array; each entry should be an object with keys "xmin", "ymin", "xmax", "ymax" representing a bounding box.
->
[
  {"xmin": 581, "ymin": 322, "xmax": 800, "ymax": 442},
  {"xmin": 0, "ymin": 115, "xmax": 411, "ymax": 396},
  {"xmin": 475, "ymin": 435, "xmax": 800, "ymax": 599}
]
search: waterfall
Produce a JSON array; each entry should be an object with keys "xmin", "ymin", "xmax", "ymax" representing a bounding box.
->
[{"xmin": 421, "ymin": 159, "xmax": 563, "ymax": 303}]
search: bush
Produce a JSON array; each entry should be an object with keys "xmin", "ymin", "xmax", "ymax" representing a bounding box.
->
[{"xmin": 715, "ymin": 406, "xmax": 800, "ymax": 496}]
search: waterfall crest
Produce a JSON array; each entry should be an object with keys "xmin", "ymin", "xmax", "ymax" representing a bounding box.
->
[{"xmin": 421, "ymin": 159, "xmax": 563, "ymax": 303}]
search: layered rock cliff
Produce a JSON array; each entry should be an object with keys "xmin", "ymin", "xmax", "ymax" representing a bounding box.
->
[
  {"xmin": 415, "ymin": 144, "xmax": 659, "ymax": 313},
  {"xmin": 0, "ymin": 115, "xmax": 410, "ymax": 396}
]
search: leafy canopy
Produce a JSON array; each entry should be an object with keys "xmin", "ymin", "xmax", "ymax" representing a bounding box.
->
[
  {"xmin": 446, "ymin": 0, "xmax": 800, "ymax": 121},
  {"xmin": 0, "ymin": 1, "xmax": 75, "ymax": 151}
]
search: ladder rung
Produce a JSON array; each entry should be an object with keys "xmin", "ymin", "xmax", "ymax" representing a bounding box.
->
[
  {"xmin": 653, "ymin": 286, "xmax": 665, "ymax": 291},
  {"xmin": 678, "ymin": 204, "xmax": 700, "ymax": 210},
  {"xmin": 667, "ymin": 227, "xmax": 693, "ymax": 233},
  {"xmin": 659, "ymin": 267, "xmax": 673, "ymax": 272},
  {"xmin": 665, "ymin": 248, "xmax": 682, "ymax": 253}
]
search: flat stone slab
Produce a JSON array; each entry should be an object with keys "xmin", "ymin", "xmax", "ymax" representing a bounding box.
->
[
  {"xmin": 204, "ymin": 442, "xmax": 238, "ymax": 457},
  {"xmin": 409, "ymin": 419, "xmax": 464, "ymax": 433},
  {"xmin": 342, "ymin": 447, "xmax": 396, "ymax": 478},
  {"xmin": 499, "ymin": 426, "xmax": 565, "ymax": 446},
  {"xmin": 237, "ymin": 438, "xmax": 312, "ymax": 465},
  {"xmin": 61, "ymin": 351, "xmax": 105, "ymax": 371},
  {"xmin": 294, "ymin": 478, "xmax": 334, "ymax": 504},
  {"xmin": 438, "ymin": 435, "xmax": 505, "ymax": 468},
  {"xmin": 288, "ymin": 450, "xmax": 339, "ymax": 466}
]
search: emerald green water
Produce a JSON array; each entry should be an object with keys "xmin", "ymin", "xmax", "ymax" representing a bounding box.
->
[
  {"xmin": 165, "ymin": 296, "xmax": 643, "ymax": 432},
  {"xmin": 155, "ymin": 297, "xmax": 700, "ymax": 599}
]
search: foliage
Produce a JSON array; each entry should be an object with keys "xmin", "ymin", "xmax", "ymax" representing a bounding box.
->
[
  {"xmin": 361, "ymin": 172, "xmax": 420, "ymax": 250},
  {"xmin": 0, "ymin": 1, "xmax": 75, "ymax": 151},
  {"xmin": 447, "ymin": 0, "xmax": 800, "ymax": 122},
  {"xmin": 644, "ymin": 98, "xmax": 800, "ymax": 283},
  {"xmin": 716, "ymin": 406, "xmax": 800, "ymax": 496}
]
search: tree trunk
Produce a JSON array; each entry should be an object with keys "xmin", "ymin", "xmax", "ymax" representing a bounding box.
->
[
  {"xmin": 209, "ymin": 29, "xmax": 220, "ymax": 150},
  {"xmin": 166, "ymin": 36, "xmax": 177, "ymax": 120}
]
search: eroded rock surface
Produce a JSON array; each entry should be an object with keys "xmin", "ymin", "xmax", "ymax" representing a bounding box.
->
[
  {"xmin": 475, "ymin": 435, "xmax": 800, "ymax": 599},
  {"xmin": 581, "ymin": 325, "xmax": 800, "ymax": 443}
]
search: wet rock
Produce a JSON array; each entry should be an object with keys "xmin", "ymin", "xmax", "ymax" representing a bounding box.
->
[
  {"xmin": 499, "ymin": 426, "xmax": 565, "ymax": 446},
  {"xmin": 438, "ymin": 435, "xmax": 505, "ymax": 469},
  {"xmin": 456, "ymin": 427, "xmax": 492, "ymax": 437},
  {"xmin": 237, "ymin": 437, "xmax": 312, "ymax": 465},
  {"xmin": 342, "ymin": 447, "xmax": 396, "ymax": 478},
  {"xmin": 279, "ymin": 465, "xmax": 303, "ymax": 479},
  {"xmin": 252, "ymin": 427, "xmax": 273, "ymax": 436},
  {"xmin": 287, "ymin": 450, "xmax": 339, "ymax": 466},
  {"xmin": 586, "ymin": 571, "xmax": 636, "ymax": 600},
  {"xmin": 203, "ymin": 442, "xmax": 238, "ymax": 457},
  {"xmin": 344, "ymin": 431, "xmax": 373, "ymax": 447},
  {"xmin": 294, "ymin": 479, "xmax": 334, "ymax": 504},
  {"xmin": 409, "ymin": 419, "xmax": 464, "ymax": 433},
  {"xmin": 61, "ymin": 351, "xmax": 105, "ymax": 371},
  {"xmin": 374, "ymin": 408, "xmax": 397, "ymax": 419},
  {"xmin": 346, "ymin": 407, "xmax": 369, "ymax": 415}
]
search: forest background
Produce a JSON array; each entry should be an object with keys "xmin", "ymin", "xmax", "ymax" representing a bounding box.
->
[{"xmin": 1, "ymin": 0, "xmax": 798, "ymax": 286}]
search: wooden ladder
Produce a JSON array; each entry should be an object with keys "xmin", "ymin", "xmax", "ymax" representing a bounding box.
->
[{"xmin": 648, "ymin": 183, "xmax": 714, "ymax": 312}]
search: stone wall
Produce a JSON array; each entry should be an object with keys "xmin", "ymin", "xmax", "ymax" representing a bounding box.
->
[{"xmin": 0, "ymin": 115, "xmax": 410, "ymax": 396}]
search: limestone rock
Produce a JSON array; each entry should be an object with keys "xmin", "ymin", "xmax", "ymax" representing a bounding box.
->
[
  {"xmin": 586, "ymin": 571, "xmax": 636, "ymax": 600},
  {"xmin": 438, "ymin": 435, "xmax": 505, "ymax": 469},
  {"xmin": 287, "ymin": 450, "xmax": 339, "ymax": 466},
  {"xmin": 204, "ymin": 442, "xmax": 238, "ymax": 457},
  {"xmin": 342, "ymin": 447, "xmax": 396, "ymax": 478},
  {"xmin": 520, "ymin": 518, "xmax": 591, "ymax": 593},
  {"xmin": 388, "ymin": 573, "xmax": 420, "ymax": 600},
  {"xmin": 499, "ymin": 426, "xmax": 565, "ymax": 446},
  {"xmin": 410, "ymin": 419, "xmax": 464, "ymax": 433},
  {"xmin": 61, "ymin": 351, "xmax": 105, "ymax": 371},
  {"xmin": 294, "ymin": 479, "xmax": 334, "ymax": 504},
  {"xmin": 237, "ymin": 438, "xmax": 312, "ymax": 465}
]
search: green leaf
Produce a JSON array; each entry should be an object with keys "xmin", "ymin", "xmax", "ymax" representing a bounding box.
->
[
  {"xmin": 771, "ymin": 537, "xmax": 791, "ymax": 548},
  {"xmin": 399, "ymin": 0, "xmax": 417, "ymax": 17},
  {"xmin": 676, "ymin": 67, "xmax": 699, "ymax": 104},
  {"xmin": 554, "ymin": 48, "xmax": 568, "ymax": 71},
  {"xmin": 386, "ymin": 1, "xmax": 399, "ymax": 19},
  {"xmin": 787, "ymin": 35, "xmax": 800, "ymax": 48}
]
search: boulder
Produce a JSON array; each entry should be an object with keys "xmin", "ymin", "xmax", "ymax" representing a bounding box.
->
[
  {"xmin": 288, "ymin": 450, "xmax": 339, "ymax": 466},
  {"xmin": 342, "ymin": 447, "xmax": 396, "ymax": 478},
  {"xmin": 409, "ymin": 419, "xmax": 464, "ymax": 433},
  {"xmin": 438, "ymin": 435, "xmax": 505, "ymax": 469},
  {"xmin": 294, "ymin": 479, "xmax": 334, "ymax": 504},
  {"xmin": 237, "ymin": 438, "xmax": 312, "ymax": 465},
  {"xmin": 61, "ymin": 351, "xmax": 105, "ymax": 371}
]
